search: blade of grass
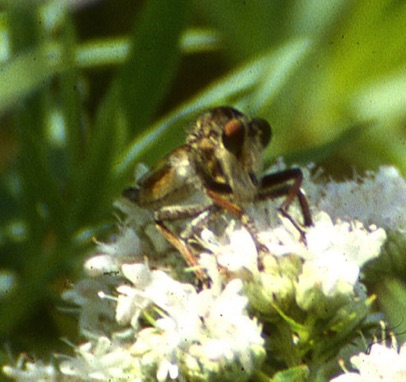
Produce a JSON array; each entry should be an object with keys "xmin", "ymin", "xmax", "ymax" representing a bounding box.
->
[
  {"xmin": 75, "ymin": 28, "xmax": 220, "ymax": 69},
  {"xmin": 281, "ymin": 121, "xmax": 371, "ymax": 166},
  {"xmin": 114, "ymin": 37, "xmax": 312, "ymax": 178},
  {"xmin": 0, "ymin": 5, "xmax": 72, "ymax": 337},
  {"xmin": 73, "ymin": 0, "xmax": 190, "ymax": 223},
  {"xmin": 0, "ymin": 41, "xmax": 63, "ymax": 114},
  {"xmin": 117, "ymin": 0, "xmax": 191, "ymax": 135}
]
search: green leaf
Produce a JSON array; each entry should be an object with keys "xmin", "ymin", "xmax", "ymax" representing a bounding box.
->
[
  {"xmin": 0, "ymin": 41, "xmax": 63, "ymax": 114},
  {"xmin": 282, "ymin": 120, "xmax": 371, "ymax": 166},
  {"xmin": 196, "ymin": 0, "xmax": 284, "ymax": 59},
  {"xmin": 115, "ymin": 37, "xmax": 312, "ymax": 177},
  {"xmin": 272, "ymin": 365, "xmax": 310, "ymax": 382},
  {"xmin": 375, "ymin": 277, "xmax": 406, "ymax": 338},
  {"xmin": 117, "ymin": 0, "xmax": 190, "ymax": 134},
  {"xmin": 73, "ymin": 0, "xmax": 190, "ymax": 223}
]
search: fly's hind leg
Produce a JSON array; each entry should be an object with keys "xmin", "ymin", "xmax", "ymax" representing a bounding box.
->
[{"xmin": 154, "ymin": 204, "xmax": 213, "ymax": 281}]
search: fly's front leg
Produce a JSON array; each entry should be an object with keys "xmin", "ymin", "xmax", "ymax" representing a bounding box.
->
[
  {"xmin": 154, "ymin": 204, "xmax": 212, "ymax": 281},
  {"xmin": 206, "ymin": 189, "xmax": 270, "ymax": 260},
  {"xmin": 259, "ymin": 168, "xmax": 313, "ymax": 240}
]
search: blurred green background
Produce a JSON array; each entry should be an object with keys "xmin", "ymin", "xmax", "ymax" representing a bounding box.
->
[{"xmin": 0, "ymin": 0, "xmax": 405, "ymax": 376}]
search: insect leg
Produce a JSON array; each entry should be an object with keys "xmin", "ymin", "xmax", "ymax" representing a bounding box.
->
[
  {"xmin": 154, "ymin": 204, "xmax": 213, "ymax": 282},
  {"xmin": 180, "ymin": 205, "xmax": 219, "ymax": 240},
  {"xmin": 155, "ymin": 222, "xmax": 208, "ymax": 282},
  {"xmin": 259, "ymin": 168, "xmax": 313, "ymax": 227},
  {"xmin": 206, "ymin": 189, "xmax": 270, "ymax": 258}
]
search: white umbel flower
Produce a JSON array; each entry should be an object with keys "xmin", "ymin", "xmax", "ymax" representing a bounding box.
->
[
  {"xmin": 130, "ymin": 276, "xmax": 265, "ymax": 381},
  {"xmin": 4, "ymin": 163, "xmax": 403, "ymax": 382},
  {"xmin": 295, "ymin": 212, "xmax": 386, "ymax": 311},
  {"xmin": 3, "ymin": 358, "xmax": 57, "ymax": 382},
  {"xmin": 318, "ymin": 166, "xmax": 406, "ymax": 233},
  {"xmin": 59, "ymin": 336, "xmax": 137, "ymax": 380},
  {"xmin": 330, "ymin": 342, "xmax": 406, "ymax": 382},
  {"xmin": 85, "ymin": 227, "xmax": 142, "ymax": 277},
  {"xmin": 199, "ymin": 222, "xmax": 259, "ymax": 275}
]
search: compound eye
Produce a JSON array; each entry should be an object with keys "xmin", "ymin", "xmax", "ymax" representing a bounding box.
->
[
  {"xmin": 222, "ymin": 118, "xmax": 245, "ymax": 156},
  {"xmin": 251, "ymin": 118, "xmax": 272, "ymax": 148}
]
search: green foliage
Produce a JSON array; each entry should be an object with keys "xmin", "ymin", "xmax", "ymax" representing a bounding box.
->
[{"xmin": 0, "ymin": 0, "xmax": 404, "ymax": 380}]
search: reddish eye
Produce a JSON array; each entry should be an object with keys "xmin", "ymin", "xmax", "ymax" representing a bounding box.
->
[
  {"xmin": 222, "ymin": 119, "xmax": 245, "ymax": 156},
  {"xmin": 251, "ymin": 118, "xmax": 271, "ymax": 148}
]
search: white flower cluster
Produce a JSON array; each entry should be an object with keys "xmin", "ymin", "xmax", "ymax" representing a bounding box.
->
[
  {"xmin": 3, "ymin": 165, "xmax": 405, "ymax": 382},
  {"xmin": 122, "ymin": 263, "xmax": 264, "ymax": 381},
  {"xmin": 3, "ymin": 357, "xmax": 58, "ymax": 382},
  {"xmin": 198, "ymin": 210, "xmax": 386, "ymax": 317},
  {"xmin": 330, "ymin": 341, "xmax": 406, "ymax": 382},
  {"xmin": 316, "ymin": 166, "xmax": 406, "ymax": 232}
]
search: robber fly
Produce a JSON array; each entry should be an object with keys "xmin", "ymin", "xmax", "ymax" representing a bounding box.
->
[{"xmin": 123, "ymin": 106, "xmax": 312, "ymax": 280}]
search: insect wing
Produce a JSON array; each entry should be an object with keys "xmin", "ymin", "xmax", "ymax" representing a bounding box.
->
[{"xmin": 134, "ymin": 146, "xmax": 198, "ymax": 208}]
